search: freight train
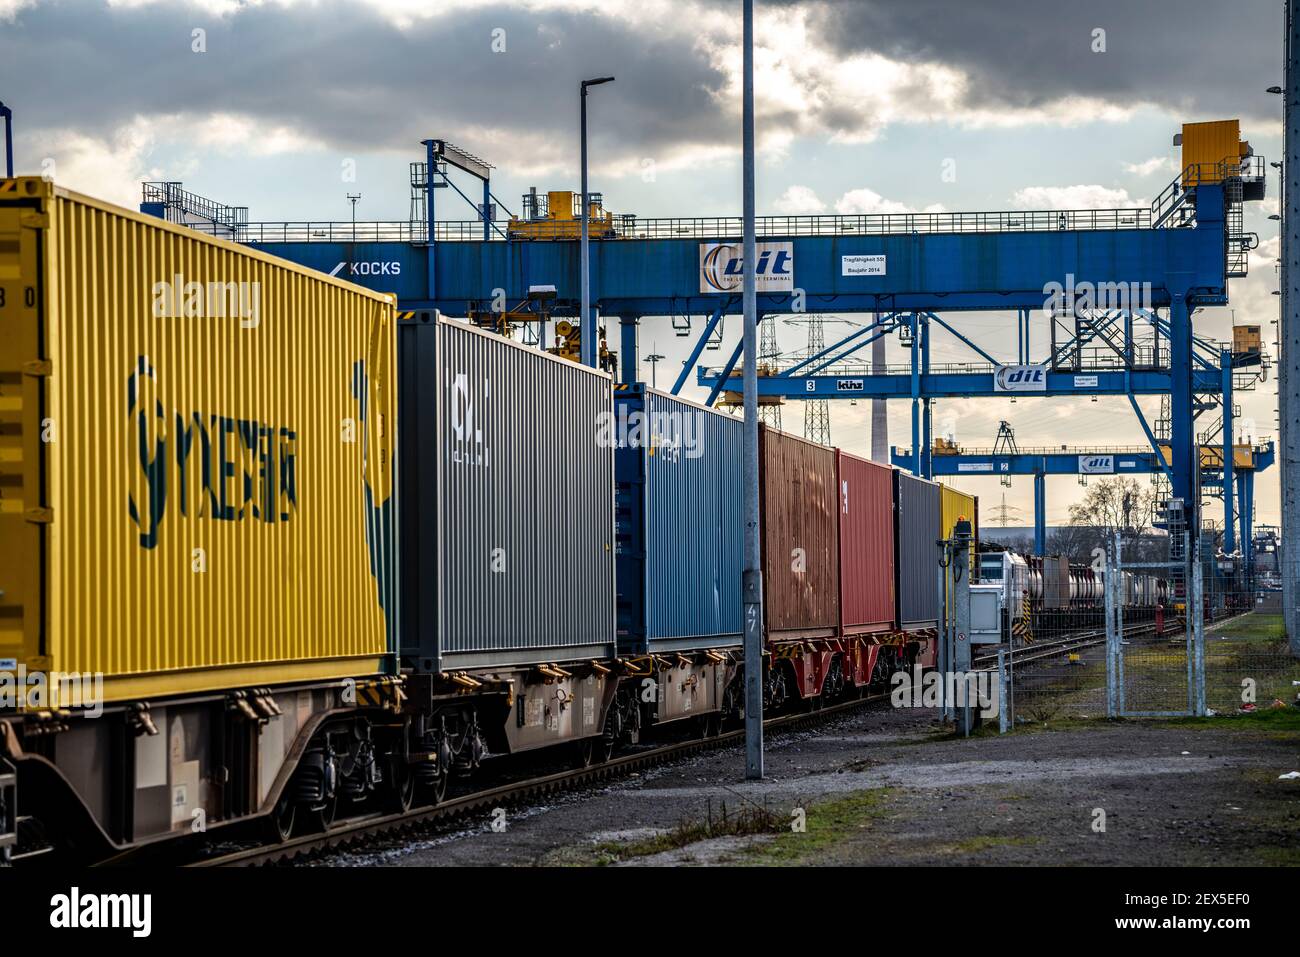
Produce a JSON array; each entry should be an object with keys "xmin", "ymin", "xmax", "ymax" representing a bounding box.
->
[
  {"xmin": 976, "ymin": 546, "xmax": 1169, "ymax": 643},
  {"xmin": 0, "ymin": 180, "xmax": 979, "ymax": 864}
]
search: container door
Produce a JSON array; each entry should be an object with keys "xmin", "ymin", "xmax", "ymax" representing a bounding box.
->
[
  {"xmin": 0, "ymin": 192, "xmax": 51, "ymax": 675},
  {"xmin": 365, "ymin": 301, "xmax": 397, "ymax": 657}
]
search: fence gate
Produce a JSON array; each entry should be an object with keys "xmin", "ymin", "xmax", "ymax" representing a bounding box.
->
[{"xmin": 1106, "ymin": 533, "xmax": 1205, "ymax": 718}]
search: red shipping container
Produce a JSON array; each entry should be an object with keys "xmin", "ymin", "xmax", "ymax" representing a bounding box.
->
[
  {"xmin": 759, "ymin": 426, "xmax": 839, "ymax": 640},
  {"xmin": 837, "ymin": 451, "xmax": 896, "ymax": 635}
]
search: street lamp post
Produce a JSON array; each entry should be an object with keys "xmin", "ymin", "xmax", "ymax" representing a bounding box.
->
[
  {"xmin": 741, "ymin": 0, "xmax": 764, "ymax": 781},
  {"xmin": 347, "ymin": 193, "xmax": 360, "ymax": 241},
  {"xmin": 0, "ymin": 102, "xmax": 12, "ymax": 179},
  {"xmin": 581, "ymin": 76, "xmax": 615, "ymax": 368},
  {"xmin": 645, "ymin": 347, "xmax": 666, "ymax": 388}
]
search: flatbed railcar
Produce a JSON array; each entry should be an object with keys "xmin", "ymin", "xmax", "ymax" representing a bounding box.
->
[{"xmin": 0, "ymin": 182, "xmax": 969, "ymax": 864}]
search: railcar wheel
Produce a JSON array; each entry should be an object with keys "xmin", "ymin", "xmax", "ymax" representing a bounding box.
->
[
  {"xmin": 425, "ymin": 772, "xmax": 449, "ymax": 806},
  {"xmin": 266, "ymin": 793, "xmax": 296, "ymax": 843},
  {"xmin": 576, "ymin": 737, "xmax": 596, "ymax": 768},
  {"xmin": 702, "ymin": 712, "xmax": 722, "ymax": 738},
  {"xmin": 309, "ymin": 792, "xmax": 339, "ymax": 832},
  {"xmin": 387, "ymin": 763, "xmax": 415, "ymax": 814}
]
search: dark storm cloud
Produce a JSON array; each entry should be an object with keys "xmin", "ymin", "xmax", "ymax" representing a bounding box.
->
[
  {"xmin": 0, "ymin": 0, "xmax": 728, "ymax": 157},
  {"xmin": 0, "ymin": 0, "xmax": 1282, "ymax": 165},
  {"xmin": 798, "ymin": 0, "xmax": 1283, "ymax": 121}
]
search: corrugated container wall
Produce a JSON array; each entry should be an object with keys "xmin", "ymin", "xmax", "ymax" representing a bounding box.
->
[
  {"xmin": 941, "ymin": 484, "xmax": 979, "ymax": 567},
  {"xmin": 894, "ymin": 470, "xmax": 941, "ymax": 630},
  {"xmin": 836, "ymin": 451, "xmax": 894, "ymax": 635},
  {"xmin": 398, "ymin": 314, "xmax": 616, "ymax": 670},
  {"xmin": 759, "ymin": 426, "xmax": 839, "ymax": 640},
  {"xmin": 940, "ymin": 484, "xmax": 978, "ymax": 621},
  {"xmin": 1181, "ymin": 119, "xmax": 1243, "ymax": 185},
  {"xmin": 1042, "ymin": 555, "xmax": 1071, "ymax": 609},
  {"xmin": 0, "ymin": 178, "xmax": 397, "ymax": 705},
  {"xmin": 615, "ymin": 385, "xmax": 743, "ymax": 653}
]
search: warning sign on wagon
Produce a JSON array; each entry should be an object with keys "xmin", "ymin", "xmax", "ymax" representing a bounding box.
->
[{"xmin": 842, "ymin": 255, "xmax": 886, "ymax": 277}]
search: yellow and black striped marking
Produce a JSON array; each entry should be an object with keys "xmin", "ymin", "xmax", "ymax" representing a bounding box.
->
[
  {"xmin": 1013, "ymin": 593, "xmax": 1034, "ymax": 646},
  {"xmin": 351, "ymin": 677, "xmax": 405, "ymax": 709}
]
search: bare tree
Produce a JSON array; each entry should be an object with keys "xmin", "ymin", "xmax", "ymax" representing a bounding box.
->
[
  {"xmin": 1066, "ymin": 477, "xmax": 1164, "ymax": 561},
  {"xmin": 1046, "ymin": 524, "xmax": 1094, "ymax": 562}
]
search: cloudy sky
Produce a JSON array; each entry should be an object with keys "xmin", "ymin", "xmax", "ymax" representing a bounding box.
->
[{"xmin": 1, "ymin": 0, "xmax": 1286, "ymax": 529}]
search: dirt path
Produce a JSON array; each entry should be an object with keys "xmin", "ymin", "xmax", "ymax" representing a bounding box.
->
[{"xmin": 318, "ymin": 703, "xmax": 1300, "ymax": 867}]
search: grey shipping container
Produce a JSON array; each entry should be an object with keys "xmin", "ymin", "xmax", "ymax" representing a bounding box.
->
[
  {"xmin": 759, "ymin": 425, "xmax": 840, "ymax": 640},
  {"xmin": 894, "ymin": 470, "xmax": 941, "ymax": 630},
  {"xmin": 398, "ymin": 313, "xmax": 617, "ymax": 670},
  {"xmin": 1042, "ymin": 555, "xmax": 1070, "ymax": 609},
  {"xmin": 615, "ymin": 384, "xmax": 743, "ymax": 654}
]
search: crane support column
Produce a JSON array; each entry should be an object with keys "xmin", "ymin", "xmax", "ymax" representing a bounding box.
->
[
  {"xmin": 910, "ymin": 312, "xmax": 920, "ymax": 475},
  {"xmin": 922, "ymin": 315, "xmax": 933, "ymax": 479},
  {"xmin": 1034, "ymin": 471, "xmax": 1046, "ymax": 556},
  {"xmin": 1222, "ymin": 348, "xmax": 1235, "ymax": 553},
  {"xmin": 923, "ymin": 401, "xmax": 933, "ymax": 479},
  {"xmin": 422, "ymin": 139, "xmax": 437, "ymax": 302},
  {"xmin": 1240, "ymin": 471, "xmax": 1253, "ymax": 579},
  {"xmin": 1169, "ymin": 285, "xmax": 1197, "ymax": 531},
  {"xmin": 620, "ymin": 316, "xmax": 639, "ymax": 385}
]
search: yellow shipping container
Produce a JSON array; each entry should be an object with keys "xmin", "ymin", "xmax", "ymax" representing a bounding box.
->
[
  {"xmin": 940, "ymin": 484, "xmax": 978, "ymax": 621},
  {"xmin": 940, "ymin": 483, "xmax": 978, "ymax": 544},
  {"xmin": 1181, "ymin": 119, "xmax": 1247, "ymax": 185},
  {"xmin": 0, "ymin": 178, "xmax": 397, "ymax": 706},
  {"xmin": 1233, "ymin": 324, "xmax": 1261, "ymax": 355}
]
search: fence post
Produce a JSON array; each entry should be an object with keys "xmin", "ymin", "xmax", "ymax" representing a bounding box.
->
[
  {"xmin": 997, "ymin": 648, "xmax": 1009, "ymax": 733},
  {"xmin": 1105, "ymin": 533, "xmax": 1118, "ymax": 717},
  {"xmin": 1193, "ymin": 551, "xmax": 1206, "ymax": 716},
  {"xmin": 938, "ymin": 561, "xmax": 951, "ymax": 723}
]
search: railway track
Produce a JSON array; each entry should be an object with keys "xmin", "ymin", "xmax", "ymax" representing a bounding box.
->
[
  {"xmin": 186, "ymin": 684, "xmax": 897, "ymax": 867},
  {"xmin": 179, "ymin": 612, "xmax": 1251, "ymax": 867},
  {"xmin": 971, "ymin": 607, "xmax": 1250, "ymax": 673},
  {"xmin": 971, "ymin": 620, "xmax": 1160, "ymax": 671}
]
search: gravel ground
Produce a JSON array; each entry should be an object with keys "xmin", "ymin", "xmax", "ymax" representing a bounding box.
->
[{"xmin": 315, "ymin": 700, "xmax": 1300, "ymax": 867}]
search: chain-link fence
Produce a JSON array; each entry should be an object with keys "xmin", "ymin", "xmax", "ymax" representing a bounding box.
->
[
  {"xmin": 1200, "ymin": 555, "xmax": 1299, "ymax": 716},
  {"xmin": 978, "ymin": 550, "xmax": 1132, "ymax": 728},
  {"xmin": 981, "ymin": 535, "xmax": 1300, "ymax": 730}
]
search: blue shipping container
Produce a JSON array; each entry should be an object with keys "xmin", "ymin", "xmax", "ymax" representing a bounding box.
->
[{"xmin": 614, "ymin": 385, "xmax": 744, "ymax": 653}]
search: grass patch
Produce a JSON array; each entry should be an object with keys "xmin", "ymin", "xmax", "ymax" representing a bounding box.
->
[
  {"xmin": 589, "ymin": 799, "xmax": 787, "ymax": 864},
  {"xmin": 1252, "ymin": 845, "xmax": 1300, "ymax": 866},
  {"xmin": 743, "ymin": 788, "xmax": 894, "ymax": 866},
  {"xmin": 941, "ymin": 834, "xmax": 1042, "ymax": 854},
  {"xmin": 1207, "ymin": 614, "xmax": 1285, "ymax": 643}
]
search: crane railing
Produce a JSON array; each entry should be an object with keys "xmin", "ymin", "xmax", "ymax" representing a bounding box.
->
[{"xmin": 191, "ymin": 206, "xmax": 1156, "ymax": 244}]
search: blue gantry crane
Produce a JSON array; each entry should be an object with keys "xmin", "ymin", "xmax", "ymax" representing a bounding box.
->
[
  {"xmin": 891, "ymin": 432, "xmax": 1274, "ymax": 562},
  {"xmin": 142, "ymin": 120, "xmax": 1267, "ymax": 555}
]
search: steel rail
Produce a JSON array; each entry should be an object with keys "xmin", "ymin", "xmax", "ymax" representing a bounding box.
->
[{"xmin": 187, "ymin": 685, "xmax": 897, "ymax": 867}]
